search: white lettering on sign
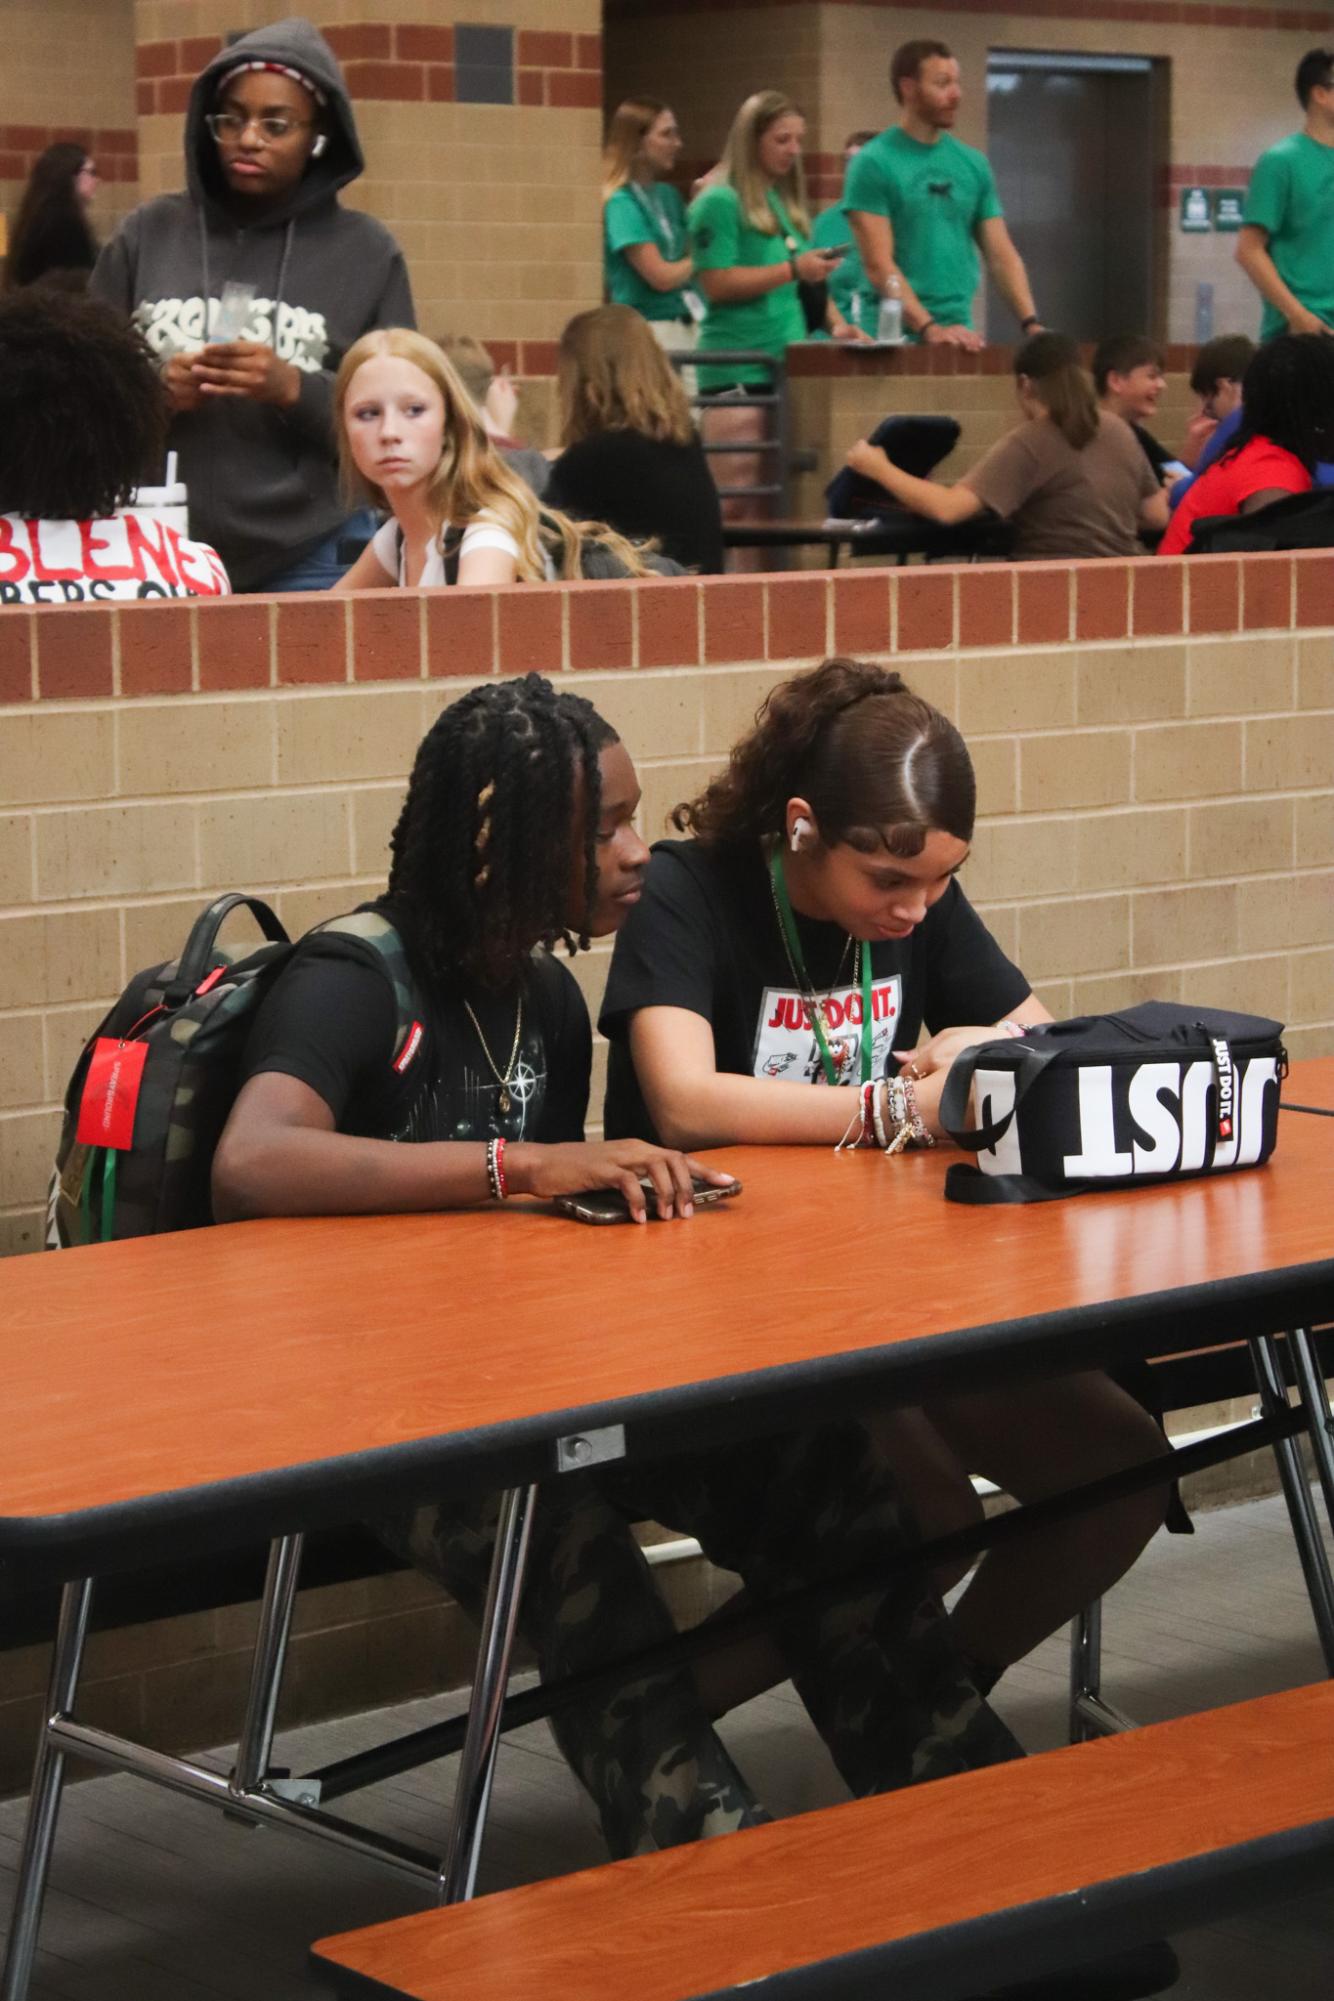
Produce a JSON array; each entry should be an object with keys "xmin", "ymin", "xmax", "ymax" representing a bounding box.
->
[
  {"xmin": 1061, "ymin": 1056, "xmax": 1279, "ymax": 1180},
  {"xmin": 1129, "ymin": 1062, "xmax": 1182, "ymax": 1174},
  {"xmin": 1062, "ymin": 1067, "xmax": 1135, "ymax": 1178}
]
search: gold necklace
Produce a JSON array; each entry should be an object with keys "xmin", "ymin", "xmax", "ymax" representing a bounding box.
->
[
  {"xmin": 462, "ymin": 993, "xmax": 524, "ymax": 1113},
  {"xmin": 767, "ymin": 867, "xmax": 855, "ymax": 1028}
]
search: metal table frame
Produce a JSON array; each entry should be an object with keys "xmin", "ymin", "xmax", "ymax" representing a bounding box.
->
[{"xmin": 3, "ymin": 1194, "xmax": 1333, "ymax": 2000}]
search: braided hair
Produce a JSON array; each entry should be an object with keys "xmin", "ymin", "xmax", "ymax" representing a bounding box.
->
[
  {"xmin": 387, "ymin": 675, "xmax": 618, "ymax": 993},
  {"xmin": 673, "ymin": 655, "xmax": 975, "ymax": 857},
  {"xmin": 1223, "ymin": 332, "xmax": 1334, "ymax": 472}
]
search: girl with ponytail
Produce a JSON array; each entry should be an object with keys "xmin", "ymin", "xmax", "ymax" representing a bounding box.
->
[
  {"xmin": 845, "ymin": 333, "xmax": 1171, "ymax": 560},
  {"xmin": 600, "ymin": 655, "xmax": 1169, "ymax": 1700}
]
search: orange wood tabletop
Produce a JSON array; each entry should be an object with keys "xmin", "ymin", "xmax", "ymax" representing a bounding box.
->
[
  {"xmin": 311, "ymin": 1679, "xmax": 1334, "ymax": 2001},
  {"xmin": 2, "ymin": 1061, "xmax": 1330, "ymax": 1534}
]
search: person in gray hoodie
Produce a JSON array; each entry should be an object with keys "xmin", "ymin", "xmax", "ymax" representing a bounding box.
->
[{"xmin": 92, "ymin": 17, "xmax": 414, "ymax": 592}]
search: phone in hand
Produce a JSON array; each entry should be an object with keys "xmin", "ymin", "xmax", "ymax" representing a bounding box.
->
[
  {"xmin": 553, "ymin": 1176, "xmax": 742, "ymax": 1225},
  {"xmin": 819, "ymin": 246, "xmax": 848, "ymax": 266}
]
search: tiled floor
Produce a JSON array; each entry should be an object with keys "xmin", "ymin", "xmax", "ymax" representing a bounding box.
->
[{"xmin": 1, "ymin": 1490, "xmax": 1330, "ymax": 1998}]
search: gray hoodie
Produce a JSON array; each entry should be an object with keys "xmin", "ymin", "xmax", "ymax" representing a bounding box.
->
[{"xmin": 91, "ymin": 17, "xmax": 414, "ymax": 589}]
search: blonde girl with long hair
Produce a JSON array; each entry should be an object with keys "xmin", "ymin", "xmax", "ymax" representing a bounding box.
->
[
  {"xmin": 601, "ymin": 97, "xmax": 697, "ymax": 361},
  {"xmin": 335, "ymin": 328, "xmax": 650, "ymax": 590},
  {"xmin": 689, "ymin": 90, "xmax": 862, "ymax": 395}
]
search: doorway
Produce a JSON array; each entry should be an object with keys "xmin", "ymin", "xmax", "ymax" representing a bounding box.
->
[{"xmin": 985, "ymin": 51, "xmax": 1163, "ymax": 342}]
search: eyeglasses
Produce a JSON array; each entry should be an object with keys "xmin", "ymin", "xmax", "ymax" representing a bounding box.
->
[{"xmin": 206, "ymin": 111, "xmax": 312, "ymax": 143}]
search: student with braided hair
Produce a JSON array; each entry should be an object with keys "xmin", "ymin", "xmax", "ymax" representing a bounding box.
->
[
  {"xmin": 333, "ymin": 328, "xmax": 655, "ymax": 588},
  {"xmin": 211, "ymin": 674, "xmax": 1030, "ymax": 1871}
]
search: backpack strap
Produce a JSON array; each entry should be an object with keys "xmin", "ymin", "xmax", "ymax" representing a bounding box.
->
[
  {"xmin": 164, "ymin": 894, "xmax": 288, "ymax": 1004},
  {"xmin": 306, "ymin": 910, "xmax": 423, "ymax": 1071},
  {"xmin": 936, "ymin": 1035, "xmax": 1059, "ymax": 1150},
  {"xmin": 442, "ymin": 525, "xmax": 463, "ymax": 586}
]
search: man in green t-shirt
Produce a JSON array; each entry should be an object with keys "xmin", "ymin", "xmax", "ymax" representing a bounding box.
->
[
  {"xmin": 844, "ymin": 38, "xmax": 1042, "ymax": 349},
  {"xmin": 811, "ymin": 129, "xmax": 878, "ymax": 332},
  {"xmin": 1238, "ymin": 47, "xmax": 1334, "ymax": 340}
]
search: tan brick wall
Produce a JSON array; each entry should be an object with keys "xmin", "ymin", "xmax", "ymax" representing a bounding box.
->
[
  {"xmin": 2, "ymin": 554, "xmax": 1332, "ymax": 1256},
  {"xmin": 0, "ymin": 0, "xmax": 139, "ymax": 259},
  {"xmin": 607, "ymin": 0, "xmax": 1327, "ymax": 342},
  {"xmin": 131, "ymin": 0, "xmax": 603, "ymax": 346}
]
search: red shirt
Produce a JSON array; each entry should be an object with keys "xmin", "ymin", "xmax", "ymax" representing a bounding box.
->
[{"xmin": 1159, "ymin": 436, "xmax": 1311, "ymax": 556}]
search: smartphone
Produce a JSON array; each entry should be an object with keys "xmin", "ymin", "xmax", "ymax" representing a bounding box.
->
[
  {"xmin": 212, "ymin": 280, "xmax": 257, "ymax": 343},
  {"xmin": 820, "ymin": 246, "xmax": 848, "ymax": 265},
  {"xmin": 553, "ymin": 1176, "xmax": 742, "ymax": 1225}
]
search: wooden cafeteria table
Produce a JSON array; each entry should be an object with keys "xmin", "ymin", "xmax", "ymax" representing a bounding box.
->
[{"xmin": 2, "ymin": 1060, "xmax": 1333, "ymax": 1999}]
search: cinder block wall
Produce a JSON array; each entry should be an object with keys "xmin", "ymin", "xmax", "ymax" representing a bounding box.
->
[
  {"xmin": 3, "ymin": 553, "xmax": 1332, "ymax": 1260},
  {"xmin": 2, "ymin": 552, "xmax": 1332, "ymax": 1780}
]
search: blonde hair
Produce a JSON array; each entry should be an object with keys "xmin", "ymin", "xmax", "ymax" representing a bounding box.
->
[
  {"xmin": 602, "ymin": 96, "xmax": 668, "ymax": 200},
  {"xmin": 335, "ymin": 328, "xmax": 652, "ymax": 582},
  {"xmin": 720, "ymin": 90, "xmax": 809, "ymax": 236},
  {"xmin": 435, "ymin": 332, "xmax": 494, "ymax": 408},
  {"xmin": 558, "ymin": 306, "xmax": 694, "ymax": 449}
]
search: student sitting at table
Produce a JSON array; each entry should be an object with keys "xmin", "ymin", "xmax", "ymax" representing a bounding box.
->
[
  {"xmin": 845, "ymin": 332, "xmax": 1170, "ymax": 560},
  {"xmin": 599, "ymin": 656, "xmax": 1172, "ymax": 1705},
  {"xmin": 212, "ymin": 674, "xmax": 1023, "ymax": 1867}
]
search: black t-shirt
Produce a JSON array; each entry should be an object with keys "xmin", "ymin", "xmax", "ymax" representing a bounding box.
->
[
  {"xmin": 545, "ymin": 429, "xmax": 725, "ymax": 574},
  {"xmin": 599, "ymin": 840, "xmax": 1030, "ymax": 1142},
  {"xmin": 1130, "ymin": 422, "xmax": 1174, "ymax": 483},
  {"xmin": 240, "ymin": 923, "xmax": 592, "ymax": 1145}
]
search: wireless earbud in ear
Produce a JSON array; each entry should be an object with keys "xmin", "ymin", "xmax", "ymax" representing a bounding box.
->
[
  {"xmin": 790, "ymin": 816, "xmax": 814, "ymax": 853},
  {"xmin": 310, "ymin": 133, "xmax": 328, "ymax": 158}
]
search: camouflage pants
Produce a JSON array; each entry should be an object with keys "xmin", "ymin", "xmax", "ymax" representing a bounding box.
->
[{"xmin": 379, "ymin": 1419, "xmax": 1021, "ymax": 1860}]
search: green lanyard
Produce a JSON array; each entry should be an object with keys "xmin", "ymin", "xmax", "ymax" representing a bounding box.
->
[{"xmin": 769, "ymin": 851, "xmax": 873, "ymax": 1088}]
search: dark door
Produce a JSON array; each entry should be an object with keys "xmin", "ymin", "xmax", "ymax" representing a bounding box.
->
[{"xmin": 985, "ymin": 53, "xmax": 1158, "ymax": 342}]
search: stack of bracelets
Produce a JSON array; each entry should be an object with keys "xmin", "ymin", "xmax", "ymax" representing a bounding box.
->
[
  {"xmin": 837, "ymin": 1075, "xmax": 935, "ymax": 1156},
  {"xmin": 485, "ymin": 1135, "xmax": 509, "ymax": 1200}
]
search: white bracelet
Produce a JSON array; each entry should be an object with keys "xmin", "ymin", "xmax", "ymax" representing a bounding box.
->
[{"xmin": 997, "ymin": 1018, "xmax": 1027, "ymax": 1039}]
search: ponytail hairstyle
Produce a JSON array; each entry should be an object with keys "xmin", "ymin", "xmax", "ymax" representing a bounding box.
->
[
  {"xmin": 602, "ymin": 96, "xmax": 669, "ymax": 200},
  {"xmin": 386, "ymin": 675, "xmax": 618, "ymax": 993},
  {"xmin": 673, "ymin": 656, "xmax": 975, "ymax": 856},
  {"xmin": 1015, "ymin": 331, "xmax": 1099, "ymax": 452}
]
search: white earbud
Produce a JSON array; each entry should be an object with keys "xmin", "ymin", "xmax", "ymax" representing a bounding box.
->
[
  {"xmin": 310, "ymin": 133, "xmax": 328, "ymax": 158},
  {"xmin": 790, "ymin": 816, "xmax": 814, "ymax": 853}
]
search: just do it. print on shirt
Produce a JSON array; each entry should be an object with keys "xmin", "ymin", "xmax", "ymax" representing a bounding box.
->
[{"xmin": 752, "ymin": 976, "xmax": 903, "ymax": 1085}]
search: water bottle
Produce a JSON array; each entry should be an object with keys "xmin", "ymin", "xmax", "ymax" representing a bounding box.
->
[
  {"xmin": 877, "ymin": 276, "xmax": 904, "ymax": 345},
  {"xmin": 849, "ymin": 291, "xmax": 861, "ymax": 330}
]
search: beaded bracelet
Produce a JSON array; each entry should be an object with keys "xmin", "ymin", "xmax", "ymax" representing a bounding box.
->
[
  {"xmin": 900, "ymin": 1074, "xmax": 935, "ymax": 1149},
  {"xmin": 485, "ymin": 1135, "xmax": 508, "ymax": 1201}
]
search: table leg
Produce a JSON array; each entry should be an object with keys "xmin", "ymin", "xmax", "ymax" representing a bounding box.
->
[
  {"xmin": 1, "ymin": 1578, "xmax": 93, "ymax": 2001},
  {"xmin": 1289, "ymin": 1329, "xmax": 1334, "ymax": 1541},
  {"xmin": 231, "ymin": 1533, "xmax": 304, "ymax": 1797},
  {"xmin": 440, "ymin": 1482, "xmax": 538, "ymax": 1905},
  {"xmin": 1250, "ymin": 1335, "xmax": 1334, "ymax": 1674}
]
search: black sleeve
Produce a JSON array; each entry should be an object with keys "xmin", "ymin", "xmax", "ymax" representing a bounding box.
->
[
  {"xmin": 1133, "ymin": 424, "xmax": 1173, "ymax": 482},
  {"xmin": 599, "ymin": 850, "xmax": 720, "ymax": 1040},
  {"xmin": 239, "ymin": 951, "xmax": 398, "ymax": 1124},
  {"xmin": 533, "ymin": 956, "xmax": 592, "ymax": 1142},
  {"xmin": 921, "ymin": 882, "xmax": 1032, "ymax": 1032},
  {"xmin": 544, "ymin": 438, "xmax": 606, "ymax": 520}
]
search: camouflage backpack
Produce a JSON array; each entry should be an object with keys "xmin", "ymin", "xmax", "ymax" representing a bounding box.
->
[{"xmin": 48, "ymin": 895, "xmax": 420, "ymax": 1248}]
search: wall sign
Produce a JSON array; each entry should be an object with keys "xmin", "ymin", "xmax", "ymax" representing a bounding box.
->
[
  {"xmin": 1213, "ymin": 189, "xmax": 1246, "ymax": 232},
  {"xmin": 1179, "ymin": 187, "xmax": 1211, "ymax": 233}
]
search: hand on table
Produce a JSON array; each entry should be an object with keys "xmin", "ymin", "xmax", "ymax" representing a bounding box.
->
[
  {"xmin": 506, "ymin": 1139, "xmax": 734, "ymax": 1222},
  {"xmin": 924, "ymin": 322, "xmax": 984, "ymax": 352},
  {"xmin": 895, "ymin": 1023, "xmax": 1020, "ymax": 1080},
  {"xmin": 193, "ymin": 340, "xmax": 301, "ymax": 407},
  {"xmin": 831, "ymin": 320, "xmax": 873, "ymax": 343}
]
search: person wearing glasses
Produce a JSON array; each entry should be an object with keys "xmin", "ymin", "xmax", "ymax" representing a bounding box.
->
[{"xmin": 91, "ymin": 18, "xmax": 413, "ymax": 592}]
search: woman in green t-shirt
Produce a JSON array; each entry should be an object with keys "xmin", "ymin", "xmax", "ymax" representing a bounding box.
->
[
  {"xmin": 688, "ymin": 90, "xmax": 859, "ymax": 394},
  {"xmin": 601, "ymin": 97, "xmax": 697, "ymax": 361}
]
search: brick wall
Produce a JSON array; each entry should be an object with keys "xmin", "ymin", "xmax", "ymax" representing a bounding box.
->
[
  {"xmin": 0, "ymin": 0, "xmax": 139, "ymax": 259},
  {"xmin": 131, "ymin": 0, "xmax": 604, "ymax": 346},
  {"xmin": 3, "ymin": 554, "xmax": 1332, "ymax": 1258}
]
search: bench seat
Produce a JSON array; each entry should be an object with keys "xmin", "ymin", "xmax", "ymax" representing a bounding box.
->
[{"xmin": 311, "ymin": 1679, "xmax": 1334, "ymax": 2001}]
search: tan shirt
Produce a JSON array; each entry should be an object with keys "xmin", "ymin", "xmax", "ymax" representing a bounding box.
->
[{"xmin": 961, "ymin": 411, "xmax": 1158, "ymax": 561}]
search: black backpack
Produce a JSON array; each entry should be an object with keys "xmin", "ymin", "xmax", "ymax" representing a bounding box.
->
[
  {"xmin": 48, "ymin": 895, "xmax": 420, "ymax": 1247},
  {"xmin": 1187, "ymin": 488, "xmax": 1334, "ymax": 553}
]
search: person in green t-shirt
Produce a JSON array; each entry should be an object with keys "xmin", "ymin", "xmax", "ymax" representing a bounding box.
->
[
  {"xmin": 811, "ymin": 129, "xmax": 877, "ymax": 334},
  {"xmin": 688, "ymin": 89, "xmax": 865, "ymax": 392},
  {"xmin": 601, "ymin": 97, "xmax": 696, "ymax": 356},
  {"xmin": 1238, "ymin": 47, "xmax": 1334, "ymax": 340},
  {"xmin": 845, "ymin": 37, "xmax": 1042, "ymax": 349}
]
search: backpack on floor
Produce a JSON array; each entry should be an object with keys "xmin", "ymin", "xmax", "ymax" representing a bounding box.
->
[{"xmin": 47, "ymin": 896, "xmax": 420, "ymax": 1247}]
